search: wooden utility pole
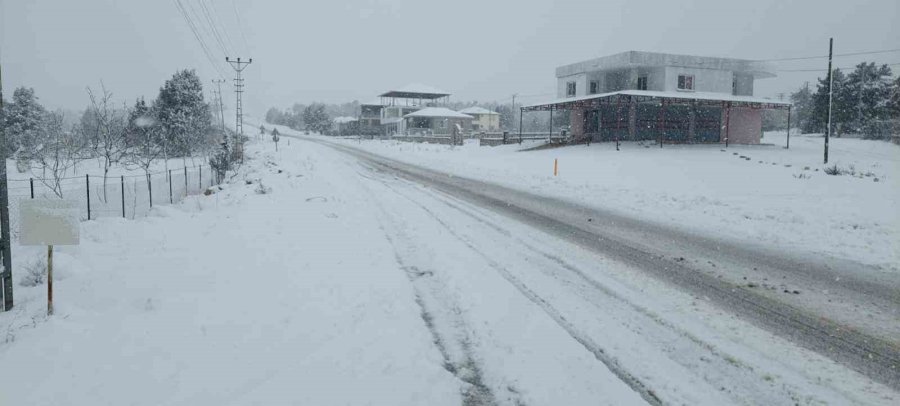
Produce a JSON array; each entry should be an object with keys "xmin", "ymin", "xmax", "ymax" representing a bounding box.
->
[
  {"xmin": 0, "ymin": 54, "xmax": 13, "ymax": 311},
  {"xmin": 825, "ymin": 38, "xmax": 833, "ymax": 164}
]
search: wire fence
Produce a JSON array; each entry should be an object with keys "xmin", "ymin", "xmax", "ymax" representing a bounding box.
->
[{"xmin": 6, "ymin": 165, "xmax": 220, "ymax": 236}]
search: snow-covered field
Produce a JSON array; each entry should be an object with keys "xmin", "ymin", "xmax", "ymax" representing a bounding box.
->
[
  {"xmin": 1, "ymin": 134, "xmax": 897, "ymax": 404},
  {"xmin": 325, "ymin": 131, "xmax": 899, "ymax": 271}
]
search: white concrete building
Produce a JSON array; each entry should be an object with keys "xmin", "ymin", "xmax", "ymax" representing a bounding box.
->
[{"xmin": 525, "ymin": 51, "xmax": 791, "ymax": 144}]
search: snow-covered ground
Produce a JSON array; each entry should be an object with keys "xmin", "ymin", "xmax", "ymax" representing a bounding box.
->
[
  {"xmin": 324, "ymin": 131, "xmax": 899, "ymax": 271},
  {"xmin": 0, "ymin": 141, "xmax": 462, "ymax": 405},
  {"xmin": 1, "ymin": 134, "xmax": 897, "ymax": 405}
]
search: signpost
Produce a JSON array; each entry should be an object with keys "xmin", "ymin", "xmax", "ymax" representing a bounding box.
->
[{"xmin": 19, "ymin": 199, "xmax": 80, "ymax": 316}]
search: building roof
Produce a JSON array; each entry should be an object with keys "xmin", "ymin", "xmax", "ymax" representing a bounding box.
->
[
  {"xmin": 403, "ymin": 107, "xmax": 473, "ymax": 119},
  {"xmin": 333, "ymin": 116, "xmax": 358, "ymax": 124},
  {"xmin": 380, "ymin": 83, "xmax": 451, "ymax": 99},
  {"xmin": 556, "ymin": 51, "xmax": 776, "ymax": 79},
  {"xmin": 458, "ymin": 106, "xmax": 500, "ymax": 115},
  {"xmin": 522, "ymin": 90, "xmax": 791, "ymax": 112},
  {"xmin": 361, "ymin": 99, "xmax": 384, "ymax": 107}
]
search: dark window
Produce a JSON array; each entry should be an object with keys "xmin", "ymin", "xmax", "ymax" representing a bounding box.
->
[
  {"xmin": 637, "ymin": 76, "xmax": 648, "ymax": 91},
  {"xmin": 677, "ymin": 74, "xmax": 694, "ymax": 91},
  {"xmin": 589, "ymin": 81, "xmax": 599, "ymax": 94},
  {"xmin": 566, "ymin": 82, "xmax": 576, "ymax": 97}
]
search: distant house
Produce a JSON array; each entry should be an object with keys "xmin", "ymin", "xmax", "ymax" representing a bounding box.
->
[
  {"xmin": 403, "ymin": 107, "xmax": 473, "ymax": 136},
  {"xmin": 359, "ymin": 100, "xmax": 383, "ymax": 135},
  {"xmin": 378, "ymin": 84, "xmax": 451, "ymax": 135},
  {"xmin": 523, "ymin": 51, "xmax": 791, "ymax": 144},
  {"xmin": 458, "ymin": 107, "xmax": 500, "ymax": 132},
  {"xmin": 332, "ymin": 116, "xmax": 358, "ymax": 136}
]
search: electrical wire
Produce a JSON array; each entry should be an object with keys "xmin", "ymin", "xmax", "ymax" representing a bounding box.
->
[
  {"xmin": 777, "ymin": 62, "xmax": 900, "ymax": 73},
  {"xmin": 756, "ymin": 47, "xmax": 900, "ymax": 62},
  {"xmin": 173, "ymin": 0, "xmax": 228, "ymax": 79}
]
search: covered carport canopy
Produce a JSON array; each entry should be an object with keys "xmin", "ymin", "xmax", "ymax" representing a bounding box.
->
[
  {"xmin": 522, "ymin": 90, "xmax": 791, "ymax": 112},
  {"xmin": 519, "ymin": 90, "xmax": 793, "ymax": 147}
]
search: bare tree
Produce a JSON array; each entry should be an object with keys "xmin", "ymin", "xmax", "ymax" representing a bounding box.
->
[
  {"xmin": 124, "ymin": 97, "xmax": 164, "ymax": 198},
  {"xmin": 30, "ymin": 111, "xmax": 78, "ymax": 198},
  {"xmin": 86, "ymin": 84, "xmax": 127, "ymax": 202}
]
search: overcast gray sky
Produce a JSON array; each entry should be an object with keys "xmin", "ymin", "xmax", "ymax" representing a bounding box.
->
[{"xmin": 2, "ymin": 0, "xmax": 898, "ymax": 117}]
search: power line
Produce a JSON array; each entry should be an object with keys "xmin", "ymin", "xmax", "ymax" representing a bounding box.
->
[
  {"xmin": 173, "ymin": 0, "xmax": 228, "ymax": 79},
  {"xmin": 196, "ymin": 0, "xmax": 233, "ymax": 57},
  {"xmin": 777, "ymin": 62, "xmax": 900, "ymax": 73},
  {"xmin": 204, "ymin": 0, "xmax": 238, "ymax": 56},
  {"xmin": 757, "ymin": 47, "xmax": 900, "ymax": 62},
  {"xmin": 232, "ymin": 0, "xmax": 251, "ymax": 54}
]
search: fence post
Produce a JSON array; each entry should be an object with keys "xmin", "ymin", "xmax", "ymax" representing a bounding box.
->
[
  {"xmin": 85, "ymin": 174, "xmax": 91, "ymax": 220},
  {"xmin": 168, "ymin": 170, "xmax": 173, "ymax": 204},
  {"xmin": 147, "ymin": 173, "xmax": 152, "ymax": 208},
  {"xmin": 184, "ymin": 166, "xmax": 188, "ymax": 196},
  {"xmin": 199, "ymin": 166, "xmax": 202, "ymax": 191},
  {"xmin": 121, "ymin": 175, "xmax": 126, "ymax": 218},
  {"xmin": 30, "ymin": 178, "xmax": 34, "ymax": 199}
]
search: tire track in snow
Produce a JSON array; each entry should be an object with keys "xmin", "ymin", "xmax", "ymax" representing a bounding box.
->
[
  {"xmin": 358, "ymin": 165, "xmax": 662, "ymax": 406},
  {"xmin": 352, "ymin": 169, "xmax": 500, "ymax": 406},
  {"xmin": 411, "ymin": 184, "xmax": 865, "ymax": 405},
  {"xmin": 311, "ymin": 138, "xmax": 899, "ymax": 392}
]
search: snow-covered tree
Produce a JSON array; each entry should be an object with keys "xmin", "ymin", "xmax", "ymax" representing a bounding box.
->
[
  {"xmin": 154, "ymin": 69, "xmax": 212, "ymax": 160},
  {"xmin": 125, "ymin": 97, "xmax": 165, "ymax": 188},
  {"xmin": 2, "ymin": 87, "xmax": 46, "ymax": 161},
  {"xmin": 30, "ymin": 111, "xmax": 78, "ymax": 198},
  {"xmin": 790, "ymin": 85, "xmax": 815, "ymax": 133},
  {"xmin": 86, "ymin": 84, "xmax": 128, "ymax": 202},
  {"xmin": 302, "ymin": 103, "xmax": 331, "ymax": 134}
]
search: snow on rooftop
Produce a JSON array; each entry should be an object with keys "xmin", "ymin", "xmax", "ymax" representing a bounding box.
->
[
  {"xmin": 524, "ymin": 90, "xmax": 792, "ymax": 109},
  {"xmin": 403, "ymin": 107, "xmax": 473, "ymax": 119},
  {"xmin": 380, "ymin": 83, "xmax": 450, "ymax": 98},
  {"xmin": 333, "ymin": 116, "xmax": 358, "ymax": 124},
  {"xmin": 458, "ymin": 106, "xmax": 500, "ymax": 115}
]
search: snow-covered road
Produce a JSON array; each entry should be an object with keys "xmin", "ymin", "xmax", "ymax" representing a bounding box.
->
[{"xmin": 1, "ymin": 135, "xmax": 896, "ymax": 405}]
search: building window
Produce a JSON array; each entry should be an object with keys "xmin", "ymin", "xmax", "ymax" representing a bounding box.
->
[
  {"xmin": 677, "ymin": 74, "xmax": 694, "ymax": 91},
  {"xmin": 566, "ymin": 81, "xmax": 576, "ymax": 97},
  {"xmin": 637, "ymin": 76, "xmax": 648, "ymax": 91},
  {"xmin": 589, "ymin": 81, "xmax": 599, "ymax": 94}
]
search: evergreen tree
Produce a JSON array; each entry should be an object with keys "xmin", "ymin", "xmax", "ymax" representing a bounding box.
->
[
  {"xmin": 2, "ymin": 87, "xmax": 46, "ymax": 159},
  {"xmin": 845, "ymin": 62, "xmax": 893, "ymax": 134},
  {"xmin": 889, "ymin": 76, "xmax": 900, "ymax": 119},
  {"xmin": 789, "ymin": 84, "xmax": 815, "ymax": 133},
  {"xmin": 154, "ymin": 69, "xmax": 212, "ymax": 158},
  {"xmin": 812, "ymin": 68, "xmax": 851, "ymax": 135}
]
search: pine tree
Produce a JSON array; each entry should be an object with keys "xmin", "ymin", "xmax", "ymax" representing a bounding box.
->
[
  {"xmin": 812, "ymin": 68, "xmax": 851, "ymax": 135},
  {"xmin": 789, "ymin": 84, "xmax": 814, "ymax": 133},
  {"xmin": 845, "ymin": 62, "xmax": 893, "ymax": 135},
  {"xmin": 2, "ymin": 87, "xmax": 46, "ymax": 159},
  {"xmin": 154, "ymin": 69, "xmax": 212, "ymax": 158}
]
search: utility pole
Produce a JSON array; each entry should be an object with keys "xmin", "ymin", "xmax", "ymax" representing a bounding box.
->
[
  {"xmin": 211, "ymin": 79, "xmax": 227, "ymax": 137},
  {"xmin": 226, "ymin": 57, "xmax": 252, "ymax": 162},
  {"xmin": 511, "ymin": 94, "xmax": 518, "ymax": 131},
  {"xmin": 825, "ymin": 38, "xmax": 833, "ymax": 164},
  {"xmin": 0, "ymin": 54, "xmax": 13, "ymax": 311}
]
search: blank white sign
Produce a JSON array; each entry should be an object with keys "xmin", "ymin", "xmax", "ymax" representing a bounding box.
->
[{"xmin": 19, "ymin": 199, "xmax": 80, "ymax": 246}]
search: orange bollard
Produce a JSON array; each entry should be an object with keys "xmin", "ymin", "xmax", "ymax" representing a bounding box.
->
[{"xmin": 554, "ymin": 158, "xmax": 558, "ymax": 176}]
